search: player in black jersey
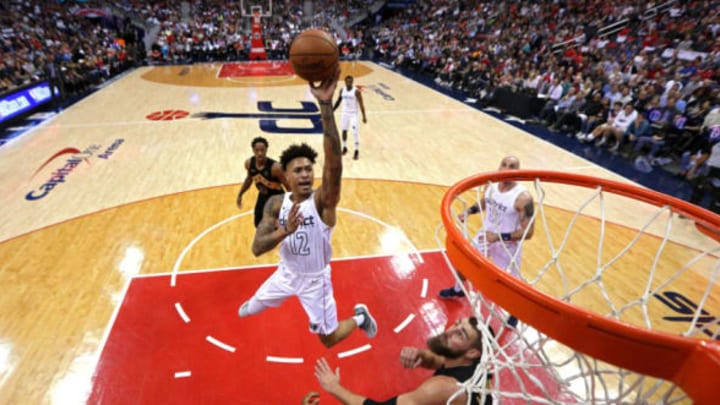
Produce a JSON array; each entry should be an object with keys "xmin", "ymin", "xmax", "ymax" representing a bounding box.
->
[
  {"xmin": 236, "ymin": 137, "xmax": 286, "ymax": 227},
  {"xmin": 312, "ymin": 317, "xmax": 493, "ymax": 405}
]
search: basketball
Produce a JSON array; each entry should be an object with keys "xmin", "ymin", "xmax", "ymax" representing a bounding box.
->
[{"xmin": 289, "ymin": 29, "xmax": 339, "ymax": 82}]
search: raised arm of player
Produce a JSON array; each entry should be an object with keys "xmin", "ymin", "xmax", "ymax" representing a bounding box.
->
[
  {"xmin": 236, "ymin": 158, "xmax": 253, "ymax": 209},
  {"xmin": 310, "ymin": 68, "xmax": 342, "ymax": 227}
]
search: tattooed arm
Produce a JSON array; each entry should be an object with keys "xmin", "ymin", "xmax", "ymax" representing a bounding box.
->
[
  {"xmin": 310, "ymin": 68, "xmax": 342, "ymax": 227},
  {"xmin": 513, "ymin": 190, "xmax": 535, "ymax": 240},
  {"xmin": 251, "ymin": 194, "xmax": 288, "ymax": 256}
]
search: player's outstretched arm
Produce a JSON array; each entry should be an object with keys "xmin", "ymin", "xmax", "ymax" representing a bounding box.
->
[
  {"xmin": 251, "ymin": 194, "xmax": 288, "ymax": 256},
  {"xmin": 310, "ymin": 68, "xmax": 342, "ymax": 226}
]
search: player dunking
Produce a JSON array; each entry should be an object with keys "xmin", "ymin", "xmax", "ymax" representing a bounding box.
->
[
  {"xmin": 440, "ymin": 156, "xmax": 535, "ymax": 327},
  {"xmin": 236, "ymin": 137, "xmax": 286, "ymax": 227},
  {"xmin": 239, "ymin": 69, "xmax": 377, "ymax": 348},
  {"xmin": 333, "ymin": 75, "xmax": 367, "ymax": 160}
]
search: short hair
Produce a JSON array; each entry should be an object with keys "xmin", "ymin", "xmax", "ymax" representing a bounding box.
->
[
  {"xmin": 280, "ymin": 143, "xmax": 318, "ymax": 170},
  {"xmin": 251, "ymin": 136, "xmax": 268, "ymax": 148},
  {"xmin": 345, "ymin": 75, "xmax": 353, "ymax": 80}
]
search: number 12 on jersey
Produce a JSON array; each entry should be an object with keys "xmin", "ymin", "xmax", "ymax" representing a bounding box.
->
[{"xmin": 288, "ymin": 231, "xmax": 310, "ymax": 256}]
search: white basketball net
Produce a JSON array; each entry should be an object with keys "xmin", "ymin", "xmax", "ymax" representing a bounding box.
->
[{"xmin": 437, "ymin": 177, "xmax": 720, "ymax": 404}]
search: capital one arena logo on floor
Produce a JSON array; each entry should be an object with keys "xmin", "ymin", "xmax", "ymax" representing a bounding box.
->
[{"xmin": 25, "ymin": 139, "xmax": 124, "ymax": 201}]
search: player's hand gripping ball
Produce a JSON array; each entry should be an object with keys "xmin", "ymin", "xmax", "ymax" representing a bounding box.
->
[{"xmin": 289, "ymin": 29, "xmax": 339, "ymax": 83}]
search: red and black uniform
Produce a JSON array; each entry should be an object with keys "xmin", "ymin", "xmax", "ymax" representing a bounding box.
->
[{"xmin": 249, "ymin": 156, "xmax": 284, "ymax": 227}]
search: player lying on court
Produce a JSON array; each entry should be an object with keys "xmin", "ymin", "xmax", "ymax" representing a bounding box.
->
[
  {"xmin": 309, "ymin": 317, "xmax": 494, "ymax": 405},
  {"xmin": 239, "ymin": 67, "xmax": 377, "ymax": 348}
]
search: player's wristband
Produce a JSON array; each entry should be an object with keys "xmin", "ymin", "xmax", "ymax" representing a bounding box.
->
[
  {"xmin": 500, "ymin": 233, "xmax": 512, "ymax": 241},
  {"xmin": 318, "ymin": 100, "xmax": 332, "ymax": 105}
]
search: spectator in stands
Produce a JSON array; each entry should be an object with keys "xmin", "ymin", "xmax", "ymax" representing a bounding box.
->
[
  {"xmin": 604, "ymin": 84, "xmax": 623, "ymax": 105},
  {"xmin": 542, "ymin": 87, "xmax": 578, "ymax": 126},
  {"xmin": 622, "ymin": 113, "xmax": 653, "ymax": 155},
  {"xmin": 685, "ymin": 107, "xmax": 720, "ymax": 213},
  {"xmin": 536, "ymin": 77, "xmax": 565, "ymax": 123},
  {"xmin": 595, "ymin": 103, "xmax": 639, "ymax": 149},
  {"xmin": 580, "ymin": 101, "xmax": 622, "ymax": 143}
]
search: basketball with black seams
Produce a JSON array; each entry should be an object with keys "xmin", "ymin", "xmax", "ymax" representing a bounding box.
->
[{"xmin": 289, "ymin": 29, "xmax": 339, "ymax": 82}]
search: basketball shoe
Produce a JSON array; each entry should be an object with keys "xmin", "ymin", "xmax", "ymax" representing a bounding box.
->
[
  {"xmin": 353, "ymin": 150, "xmax": 359, "ymax": 160},
  {"xmin": 438, "ymin": 287, "xmax": 465, "ymax": 299},
  {"xmin": 342, "ymin": 146, "xmax": 348, "ymax": 155},
  {"xmin": 354, "ymin": 304, "xmax": 377, "ymax": 338}
]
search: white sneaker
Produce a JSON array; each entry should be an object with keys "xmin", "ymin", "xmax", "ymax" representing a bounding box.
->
[
  {"xmin": 576, "ymin": 132, "xmax": 586, "ymax": 141},
  {"xmin": 354, "ymin": 304, "xmax": 377, "ymax": 338}
]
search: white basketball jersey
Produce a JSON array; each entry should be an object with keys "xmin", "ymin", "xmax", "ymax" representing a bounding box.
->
[
  {"xmin": 278, "ymin": 192, "xmax": 333, "ymax": 274},
  {"xmin": 340, "ymin": 87, "xmax": 359, "ymax": 115},
  {"xmin": 482, "ymin": 182, "xmax": 527, "ymax": 234}
]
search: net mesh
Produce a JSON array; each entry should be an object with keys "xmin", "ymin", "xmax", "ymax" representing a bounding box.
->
[{"xmin": 438, "ymin": 176, "xmax": 720, "ymax": 404}]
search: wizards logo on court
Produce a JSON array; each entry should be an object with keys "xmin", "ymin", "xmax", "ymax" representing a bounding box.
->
[
  {"xmin": 26, "ymin": 139, "xmax": 124, "ymax": 201},
  {"xmin": 192, "ymin": 101, "xmax": 323, "ymax": 134},
  {"xmin": 184, "ymin": 84, "xmax": 394, "ymax": 134}
]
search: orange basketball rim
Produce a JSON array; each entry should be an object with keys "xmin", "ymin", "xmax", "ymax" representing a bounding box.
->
[{"xmin": 441, "ymin": 169, "xmax": 720, "ymax": 404}]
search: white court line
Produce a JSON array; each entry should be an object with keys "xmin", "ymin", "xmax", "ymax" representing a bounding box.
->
[
  {"xmin": 134, "ymin": 249, "xmax": 445, "ymax": 279},
  {"xmin": 170, "ymin": 212, "xmax": 251, "ymax": 287},
  {"xmin": 174, "ymin": 371, "xmax": 192, "ymax": 378},
  {"xmin": 51, "ymin": 118, "xmax": 204, "ymax": 129},
  {"xmin": 393, "ymin": 314, "xmax": 415, "ymax": 334},
  {"xmin": 337, "ymin": 208, "xmax": 424, "ymax": 264},
  {"xmin": 174, "ymin": 302, "xmax": 190, "ymax": 323},
  {"xmin": 43, "ymin": 108, "xmax": 473, "ymax": 129},
  {"xmin": 420, "ymin": 278, "xmax": 428, "ymax": 298},
  {"xmin": 93, "ymin": 276, "xmax": 134, "ymax": 364},
  {"xmin": 337, "ymin": 344, "xmax": 372, "ymax": 359},
  {"xmin": 266, "ymin": 356, "xmax": 304, "ymax": 364},
  {"xmin": 171, "ymin": 208, "xmax": 424, "ymax": 286},
  {"xmin": 205, "ymin": 336, "xmax": 236, "ymax": 352}
]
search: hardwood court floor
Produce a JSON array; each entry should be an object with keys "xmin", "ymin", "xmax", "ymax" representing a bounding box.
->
[{"xmin": 0, "ymin": 62, "xmax": 717, "ymax": 404}]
